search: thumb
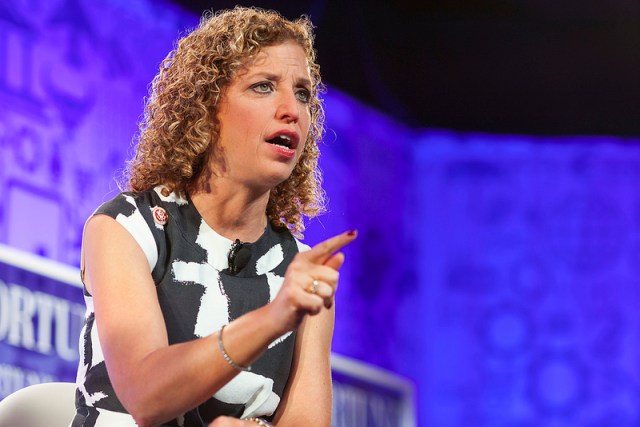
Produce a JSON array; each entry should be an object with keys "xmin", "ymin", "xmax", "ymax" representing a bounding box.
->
[{"xmin": 324, "ymin": 251, "xmax": 345, "ymax": 271}]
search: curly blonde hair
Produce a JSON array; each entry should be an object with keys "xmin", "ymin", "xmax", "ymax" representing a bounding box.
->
[{"xmin": 123, "ymin": 6, "xmax": 326, "ymax": 236}]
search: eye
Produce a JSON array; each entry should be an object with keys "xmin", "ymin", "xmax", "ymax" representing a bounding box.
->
[
  {"xmin": 296, "ymin": 88, "xmax": 311, "ymax": 104},
  {"xmin": 251, "ymin": 81, "xmax": 274, "ymax": 93}
]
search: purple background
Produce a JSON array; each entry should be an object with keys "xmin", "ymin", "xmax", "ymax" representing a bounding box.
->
[{"xmin": 2, "ymin": 0, "xmax": 640, "ymax": 425}]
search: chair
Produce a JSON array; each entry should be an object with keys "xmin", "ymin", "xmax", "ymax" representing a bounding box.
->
[{"xmin": 0, "ymin": 382, "xmax": 76, "ymax": 427}]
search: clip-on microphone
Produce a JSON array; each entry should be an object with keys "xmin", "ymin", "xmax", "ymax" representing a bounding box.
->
[{"xmin": 228, "ymin": 239, "xmax": 251, "ymax": 275}]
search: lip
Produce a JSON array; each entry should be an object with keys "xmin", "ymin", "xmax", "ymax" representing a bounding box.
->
[
  {"xmin": 264, "ymin": 130, "xmax": 300, "ymax": 150},
  {"xmin": 268, "ymin": 143, "xmax": 297, "ymax": 159}
]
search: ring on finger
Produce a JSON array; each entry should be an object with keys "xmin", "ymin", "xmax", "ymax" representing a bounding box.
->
[
  {"xmin": 246, "ymin": 418, "xmax": 272, "ymax": 426},
  {"xmin": 306, "ymin": 278, "xmax": 320, "ymax": 294}
]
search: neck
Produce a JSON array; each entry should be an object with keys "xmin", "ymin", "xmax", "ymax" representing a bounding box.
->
[{"xmin": 190, "ymin": 178, "xmax": 270, "ymax": 243}]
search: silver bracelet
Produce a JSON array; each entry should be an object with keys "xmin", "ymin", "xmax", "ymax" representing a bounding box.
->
[
  {"xmin": 217, "ymin": 324, "xmax": 251, "ymax": 371},
  {"xmin": 245, "ymin": 418, "xmax": 272, "ymax": 426}
]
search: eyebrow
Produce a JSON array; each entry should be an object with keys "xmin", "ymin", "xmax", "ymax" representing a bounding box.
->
[{"xmin": 249, "ymin": 72, "xmax": 311, "ymax": 88}]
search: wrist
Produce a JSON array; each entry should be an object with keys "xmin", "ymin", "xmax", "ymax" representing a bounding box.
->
[
  {"xmin": 259, "ymin": 302, "xmax": 292, "ymax": 340},
  {"xmin": 218, "ymin": 324, "xmax": 251, "ymax": 372}
]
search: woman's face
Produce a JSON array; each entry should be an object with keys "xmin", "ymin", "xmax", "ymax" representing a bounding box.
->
[{"xmin": 215, "ymin": 40, "xmax": 312, "ymax": 192}]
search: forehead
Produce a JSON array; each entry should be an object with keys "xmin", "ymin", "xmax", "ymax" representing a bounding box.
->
[{"xmin": 237, "ymin": 41, "xmax": 310, "ymax": 76}]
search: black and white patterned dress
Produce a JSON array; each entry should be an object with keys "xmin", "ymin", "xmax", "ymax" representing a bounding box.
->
[{"xmin": 72, "ymin": 186, "xmax": 305, "ymax": 426}]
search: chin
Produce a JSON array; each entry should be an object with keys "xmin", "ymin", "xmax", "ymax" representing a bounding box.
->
[
  {"xmin": 266, "ymin": 171, "xmax": 295, "ymax": 189},
  {"xmin": 246, "ymin": 170, "xmax": 288, "ymax": 189}
]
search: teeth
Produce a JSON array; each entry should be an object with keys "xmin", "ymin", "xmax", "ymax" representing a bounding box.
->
[{"xmin": 268, "ymin": 135, "xmax": 293, "ymax": 148}]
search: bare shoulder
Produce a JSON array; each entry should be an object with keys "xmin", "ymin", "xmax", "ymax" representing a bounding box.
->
[
  {"xmin": 82, "ymin": 213, "xmax": 151, "ymax": 294},
  {"xmin": 82, "ymin": 211, "xmax": 168, "ymax": 356}
]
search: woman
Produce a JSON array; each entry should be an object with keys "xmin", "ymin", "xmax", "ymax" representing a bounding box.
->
[{"xmin": 72, "ymin": 6, "xmax": 356, "ymax": 427}]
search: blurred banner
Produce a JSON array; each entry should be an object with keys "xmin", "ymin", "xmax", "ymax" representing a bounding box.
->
[
  {"xmin": 332, "ymin": 354, "xmax": 415, "ymax": 427},
  {"xmin": 0, "ymin": 244, "xmax": 416, "ymax": 426},
  {"xmin": 0, "ymin": 244, "xmax": 84, "ymax": 398}
]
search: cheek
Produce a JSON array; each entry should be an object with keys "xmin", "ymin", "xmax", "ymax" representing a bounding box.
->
[
  {"xmin": 226, "ymin": 106, "xmax": 263, "ymax": 143},
  {"xmin": 300, "ymin": 109, "xmax": 312, "ymax": 138}
]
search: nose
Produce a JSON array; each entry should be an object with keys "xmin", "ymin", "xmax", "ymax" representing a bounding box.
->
[{"xmin": 275, "ymin": 89, "xmax": 300, "ymax": 123}]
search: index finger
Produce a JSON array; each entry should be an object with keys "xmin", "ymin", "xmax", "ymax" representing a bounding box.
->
[{"xmin": 303, "ymin": 230, "xmax": 357, "ymax": 264}]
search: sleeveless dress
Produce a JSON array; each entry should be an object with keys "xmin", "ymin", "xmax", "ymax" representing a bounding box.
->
[{"xmin": 72, "ymin": 186, "xmax": 305, "ymax": 426}]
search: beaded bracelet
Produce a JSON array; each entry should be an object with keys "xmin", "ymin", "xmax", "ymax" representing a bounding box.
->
[
  {"xmin": 217, "ymin": 324, "xmax": 251, "ymax": 371},
  {"xmin": 245, "ymin": 418, "xmax": 272, "ymax": 426}
]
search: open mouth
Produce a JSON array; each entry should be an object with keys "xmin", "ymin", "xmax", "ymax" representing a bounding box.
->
[{"xmin": 266, "ymin": 134, "xmax": 295, "ymax": 149}]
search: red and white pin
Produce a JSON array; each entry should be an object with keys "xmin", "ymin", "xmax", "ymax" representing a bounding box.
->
[{"xmin": 152, "ymin": 206, "xmax": 168, "ymax": 226}]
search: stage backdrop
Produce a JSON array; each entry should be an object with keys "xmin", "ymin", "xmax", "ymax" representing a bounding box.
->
[{"xmin": 2, "ymin": 0, "xmax": 640, "ymax": 426}]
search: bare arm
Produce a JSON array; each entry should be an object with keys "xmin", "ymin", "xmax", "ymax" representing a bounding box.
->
[
  {"xmin": 271, "ymin": 251, "xmax": 346, "ymax": 427},
  {"xmin": 271, "ymin": 306, "xmax": 335, "ymax": 426},
  {"xmin": 84, "ymin": 215, "xmax": 288, "ymax": 426},
  {"xmin": 84, "ymin": 215, "xmax": 355, "ymax": 426}
]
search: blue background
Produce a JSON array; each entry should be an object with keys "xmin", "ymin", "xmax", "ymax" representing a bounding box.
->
[{"xmin": 2, "ymin": 0, "xmax": 640, "ymax": 425}]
